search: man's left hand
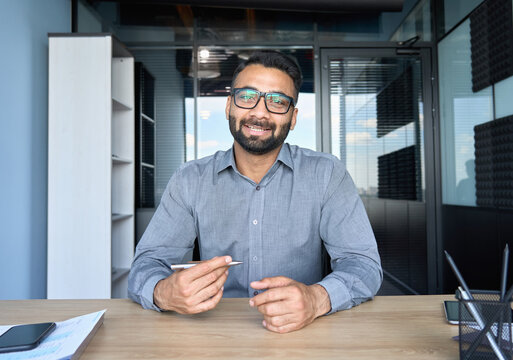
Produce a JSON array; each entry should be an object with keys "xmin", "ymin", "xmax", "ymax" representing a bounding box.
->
[{"xmin": 249, "ymin": 276, "xmax": 331, "ymax": 333}]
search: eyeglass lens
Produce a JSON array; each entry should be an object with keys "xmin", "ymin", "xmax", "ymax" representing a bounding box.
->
[{"xmin": 234, "ymin": 89, "xmax": 292, "ymax": 114}]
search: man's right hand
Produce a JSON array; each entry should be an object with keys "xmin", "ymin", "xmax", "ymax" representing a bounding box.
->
[{"xmin": 153, "ymin": 256, "xmax": 232, "ymax": 314}]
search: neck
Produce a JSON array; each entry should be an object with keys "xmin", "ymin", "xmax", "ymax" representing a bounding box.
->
[{"xmin": 233, "ymin": 143, "xmax": 283, "ymax": 184}]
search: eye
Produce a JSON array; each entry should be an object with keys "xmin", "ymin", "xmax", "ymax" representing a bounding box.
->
[
  {"xmin": 238, "ymin": 90, "xmax": 258, "ymax": 102},
  {"xmin": 268, "ymin": 94, "xmax": 288, "ymax": 106}
]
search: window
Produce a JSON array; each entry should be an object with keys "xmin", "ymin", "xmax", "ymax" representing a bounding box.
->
[
  {"xmin": 186, "ymin": 48, "xmax": 316, "ymax": 161},
  {"xmin": 438, "ymin": 19, "xmax": 493, "ymax": 206}
]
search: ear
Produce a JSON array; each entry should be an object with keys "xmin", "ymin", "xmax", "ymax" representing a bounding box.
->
[
  {"xmin": 289, "ymin": 107, "xmax": 298, "ymax": 131},
  {"xmin": 225, "ymin": 95, "xmax": 232, "ymax": 120}
]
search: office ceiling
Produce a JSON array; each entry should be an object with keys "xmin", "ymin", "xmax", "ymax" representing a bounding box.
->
[{"xmin": 91, "ymin": 0, "xmax": 403, "ymax": 13}]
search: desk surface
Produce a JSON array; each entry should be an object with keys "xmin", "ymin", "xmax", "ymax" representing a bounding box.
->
[{"xmin": 0, "ymin": 295, "xmax": 458, "ymax": 359}]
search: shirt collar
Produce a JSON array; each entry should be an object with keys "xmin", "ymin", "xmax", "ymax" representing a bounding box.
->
[
  {"xmin": 276, "ymin": 143, "xmax": 294, "ymax": 170},
  {"xmin": 215, "ymin": 147, "xmax": 235, "ymax": 174},
  {"xmin": 215, "ymin": 143, "xmax": 294, "ymax": 175}
]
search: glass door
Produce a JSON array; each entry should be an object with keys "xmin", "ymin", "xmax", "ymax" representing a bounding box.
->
[{"xmin": 321, "ymin": 48, "xmax": 436, "ymax": 294}]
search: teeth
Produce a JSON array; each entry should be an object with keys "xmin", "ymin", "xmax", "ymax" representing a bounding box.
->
[{"xmin": 248, "ymin": 125, "xmax": 267, "ymax": 132}]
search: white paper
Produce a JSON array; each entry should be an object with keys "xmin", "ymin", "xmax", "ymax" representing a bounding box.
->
[{"xmin": 0, "ymin": 309, "xmax": 105, "ymax": 360}]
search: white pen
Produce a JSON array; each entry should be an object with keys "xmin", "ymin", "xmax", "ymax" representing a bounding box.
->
[{"xmin": 171, "ymin": 261, "xmax": 243, "ymax": 270}]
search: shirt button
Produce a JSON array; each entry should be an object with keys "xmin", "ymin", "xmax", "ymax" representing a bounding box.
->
[
  {"xmin": 252, "ymin": 256, "xmax": 258, "ymax": 261},
  {"xmin": 256, "ymin": 185, "xmax": 261, "ymax": 191},
  {"xmin": 252, "ymin": 219, "xmax": 258, "ymax": 225},
  {"xmin": 253, "ymin": 291, "xmax": 258, "ymax": 296}
]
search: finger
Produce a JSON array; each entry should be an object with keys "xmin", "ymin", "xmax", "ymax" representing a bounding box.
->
[
  {"xmin": 190, "ymin": 266, "xmax": 229, "ymax": 294},
  {"xmin": 250, "ymin": 276, "xmax": 293, "ymax": 290},
  {"xmin": 190, "ymin": 286, "xmax": 224, "ymax": 314},
  {"xmin": 182, "ymin": 256, "xmax": 232, "ymax": 281},
  {"xmin": 263, "ymin": 313, "xmax": 296, "ymax": 328},
  {"xmin": 256, "ymin": 300, "xmax": 294, "ymax": 317},
  {"xmin": 192, "ymin": 270, "xmax": 228, "ymax": 304},
  {"xmin": 250, "ymin": 286, "xmax": 291, "ymax": 307},
  {"xmin": 263, "ymin": 319, "xmax": 300, "ymax": 334}
]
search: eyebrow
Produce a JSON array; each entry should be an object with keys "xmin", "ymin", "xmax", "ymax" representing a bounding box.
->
[{"xmin": 238, "ymin": 86, "xmax": 292, "ymax": 98}]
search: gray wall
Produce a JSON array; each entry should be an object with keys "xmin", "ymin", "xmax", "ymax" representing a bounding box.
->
[
  {"xmin": 0, "ymin": 0, "xmax": 71, "ymax": 299},
  {"xmin": 131, "ymin": 50, "xmax": 186, "ymax": 203}
]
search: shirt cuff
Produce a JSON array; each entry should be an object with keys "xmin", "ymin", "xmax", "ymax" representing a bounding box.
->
[
  {"xmin": 140, "ymin": 271, "xmax": 170, "ymax": 312},
  {"xmin": 316, "ymin": 276, "xmax": 352, "ymax": 315}
]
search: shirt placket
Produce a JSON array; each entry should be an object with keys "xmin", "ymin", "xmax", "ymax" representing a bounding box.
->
[{"xmin": 248, "ymin": 183, "xmax": 265, "ymax": 297}]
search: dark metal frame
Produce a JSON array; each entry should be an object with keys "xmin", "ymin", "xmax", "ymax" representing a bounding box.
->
[
  {"xmin": 231, "ymin": 88, "xmax": 296, "ymax": 114},
  {"xmin": 431, "ymin": 0, "xmax": 444, "ymax": 295},
  {"xmin": 71, "ymin": 0, "xmax": 78, "ymax": 33}
]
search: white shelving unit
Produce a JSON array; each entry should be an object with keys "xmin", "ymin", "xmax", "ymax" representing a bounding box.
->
[{"xmin": 47, "ymin": 34, "xmax": 134, "ymax": 299}]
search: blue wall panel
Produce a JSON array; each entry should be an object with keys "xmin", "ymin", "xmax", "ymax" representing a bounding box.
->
[{"xmin": 0, "ymin": 0, "xmax": 70, "ymax": 299}]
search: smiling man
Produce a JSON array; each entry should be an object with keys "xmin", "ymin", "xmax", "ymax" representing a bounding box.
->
[{"xmin": 128, "ymin": 51, "xmax": 382, "ymax": 333}]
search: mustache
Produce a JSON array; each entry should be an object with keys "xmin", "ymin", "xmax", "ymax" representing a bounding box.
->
[{"xmin": 239, "ymin": 118, "xmax": 276, "ymax": 130}]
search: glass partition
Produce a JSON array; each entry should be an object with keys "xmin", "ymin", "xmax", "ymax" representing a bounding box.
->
[
  {"xmin": 437, "ymin": 0, "xmax": 485, "ymax": 38},
  {"xmin": 191, "ymin": 48, "xmax": 316, "ymax": 160},
  {"xmin": 329, "ymin": 56, "xmax": 424, "ymax": 200},
  {"xmin": 131, "ymin": 49, "xmax": 193, "ymax": 202},
  {"xmin": 495, "ymin": 77, "xmax": 513, "ymax": 119},
  {"xmin": 438, "ymin": 19, "xmax": 493, "ymax": 206},
  {"xmin": 195, "ymin": 8, "xmax": 314, "ymax": 43},
  {"xmin": 323, "ymin": 49, "xmax": 430, "ymax": 294},
  {"xmin": 318, "ymin": 0, "xmax": 432, "ymax": 42}
]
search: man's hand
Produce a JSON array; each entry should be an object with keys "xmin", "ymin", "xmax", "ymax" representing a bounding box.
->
[
  {"xmin": 249, "ymin": 276, "xmax": 331, "ymax": 333},
  {"xmin": 153, "ymin": 256, "xmax": 232, "ymax": 314}
]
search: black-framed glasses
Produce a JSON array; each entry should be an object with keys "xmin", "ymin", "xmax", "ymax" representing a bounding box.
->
[{"xmin": 231, "ymin": 88, "xmax": 295, "ymax": 114}]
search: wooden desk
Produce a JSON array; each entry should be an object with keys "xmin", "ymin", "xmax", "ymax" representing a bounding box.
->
[{"xmin": 0, "ymin": 295, "xmax": 458, "ymax": 359}]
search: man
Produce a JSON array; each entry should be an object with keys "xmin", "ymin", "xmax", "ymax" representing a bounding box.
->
[{"xmin": 128, "ymin": 51, "xmax": 382, "ymax": 333}]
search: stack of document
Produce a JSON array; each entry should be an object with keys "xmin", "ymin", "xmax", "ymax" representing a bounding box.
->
[{"xmin": 0, "ymin": 310, "xmax": 105, "ymax": 360}]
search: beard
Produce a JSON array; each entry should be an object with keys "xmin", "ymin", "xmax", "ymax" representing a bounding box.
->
[{"xmin": 228, "ymin": 114, "xmax": 292, "ymax": 155}]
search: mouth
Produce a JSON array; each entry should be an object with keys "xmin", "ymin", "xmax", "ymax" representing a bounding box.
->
[{"xmin": 244, "ymin": 124, "xmax": 272, "ymax": 136}]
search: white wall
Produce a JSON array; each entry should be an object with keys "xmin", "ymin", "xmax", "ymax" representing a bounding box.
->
[{"xmin": 0, "ymin": 0, "xmax": 71, "ymax": 299}]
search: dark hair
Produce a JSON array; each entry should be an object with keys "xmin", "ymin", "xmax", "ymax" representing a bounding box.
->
[{"xmin": 231, "ymin": 50, "xmax": 303, "ymax": 101}]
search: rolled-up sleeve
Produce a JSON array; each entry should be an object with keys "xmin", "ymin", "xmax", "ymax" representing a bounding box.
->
[
  {"xmin": 317, "ymin": 162, "xmax": 383, "ymax": 314},
  {"xmin": 128, "ymin": 167, "xmax": 198, "ymax": 310}
]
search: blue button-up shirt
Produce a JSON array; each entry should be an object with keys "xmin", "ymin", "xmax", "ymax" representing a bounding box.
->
[{"xmin": 128, "ymin": 144, "xmax": 382, "ymax": 314}]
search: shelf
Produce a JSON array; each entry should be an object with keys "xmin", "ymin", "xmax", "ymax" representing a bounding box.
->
[
  {"xmin": 112, "ymin": 57, "xmax": 134, "ymax": 109},
  {"xmin": 111, "ymin": 267, "xmax": 130, "ymax": 282},
  {"xmin": 48, "ymin": 34, "xmax": 135, "ymax": 299},
  {"xmin": 112, "ymin": 97, "xmax": 133, "ymax": 111},
  {"xmin": 112, "ymin": 213, "xmax": 133, "ymax": 222},
  {"xmin": 136, "ymin": 62, "xmax": 156, "ymax": 210},
  {"xmin": 141, "ymin": 113, "xmax": 155, "ymax": 123},
  {"xmin": 112, "ymin": 155, "xmax": 133, "ymax": 164}
]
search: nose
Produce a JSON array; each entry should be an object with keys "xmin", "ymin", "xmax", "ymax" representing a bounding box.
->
[{"xmin": 248, "ymin": 95, "xmax": 270, "ymax": 119}]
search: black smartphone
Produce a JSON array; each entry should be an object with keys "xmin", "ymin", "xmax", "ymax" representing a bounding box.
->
[
  {"xmin": 444, "ymin": 300, "xmax": 478, "ymax": 325},
  {"xmin": 0, "ymin": 322, "xmax": 56, "ymax": 353},
  {"xmin": 443, "ymin": 300, "xmax": 459, "ymax": 324}
]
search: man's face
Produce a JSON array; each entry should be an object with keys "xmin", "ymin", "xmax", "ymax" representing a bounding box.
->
[{"xmin": 225, "ymin": 64, "xmax": 298, "ymax": 155}]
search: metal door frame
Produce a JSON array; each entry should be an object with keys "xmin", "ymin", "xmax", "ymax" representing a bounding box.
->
[{"xmin": 319, "ymin": 47, "xmax": 438, "ymax": 294}]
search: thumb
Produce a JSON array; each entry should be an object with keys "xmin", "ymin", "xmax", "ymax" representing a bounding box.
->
[{"xmin": 251, "ymin": 276, "xmax": 294, "ymax": 290}]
